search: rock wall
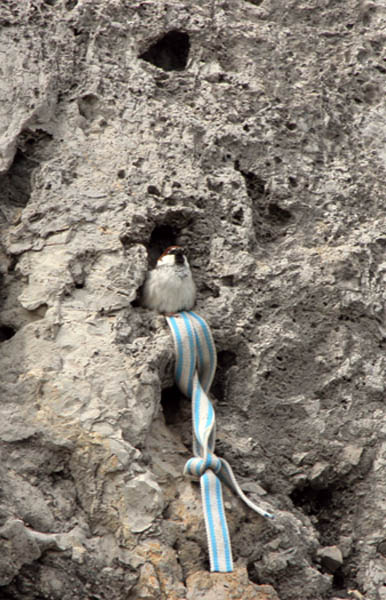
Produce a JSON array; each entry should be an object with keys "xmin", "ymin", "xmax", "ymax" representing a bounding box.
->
[{"xmin": 0, "ymin": 1, "xmax": 385, "ymax": 599}]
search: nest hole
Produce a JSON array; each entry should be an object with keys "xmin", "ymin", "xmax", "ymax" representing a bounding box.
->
[
  {"xmin": 0, "ymin": 325, "xmax": 16, "ymax": 342},
  {"xmin": 77, "ymin": 93, "xmax": 100, "ymax": 121},
  {"xmin": 139, "ymin": 30, "xmax": 190, "ymax": 72},
  {"xmin": 246, "ymin": 561, "xmax": 262, "ymax": 585},
  {"xmin": 211, "ymin": 350, "xmax": 237, "ymax": 402},
  {"xmin": 147, "ymin": 224, "xmax": 179, "ymax": 266},
  {"xmin": 161, "ymin": 384, "xmax": 183, "ymax": 425},
  {"xmin": 0, "ymin": 149, "xmax": 33, "ymax": 208},
  {"xmin": 0, "ymin": 129, "xmax": 53, "ymax": 209},
  {"xmin": 332, "ymin": 567, "xmax": 346, "ymax": 590},
  {"xmin": 268, "ymin": 203, "xmax": 292, "ymax": 224},
  {"xmin": 236, "ymin": 165, "xmax": 266, "ymax": 200},
  {"xmin": 290, "ymin": 484, "xmax": 333, "ymax": 515}
]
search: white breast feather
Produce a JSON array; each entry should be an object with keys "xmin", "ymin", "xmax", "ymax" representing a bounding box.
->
[{"xmin": 143, "ymin": 259, "xmax": 196, "ymax": 314}]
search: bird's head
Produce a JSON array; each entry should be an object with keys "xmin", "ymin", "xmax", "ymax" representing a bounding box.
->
[{"xmin": 157, "ymin": 246, "xmax": 188, "ymax": 268}]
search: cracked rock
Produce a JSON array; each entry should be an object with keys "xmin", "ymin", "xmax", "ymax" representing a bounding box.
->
[
  {"xmin": 0, "ymin": 1, "xmax": 385, "ymax": 599},
  {"xmin": 317, "ymin": 546, "xmax": 344, "ymax": 573}
]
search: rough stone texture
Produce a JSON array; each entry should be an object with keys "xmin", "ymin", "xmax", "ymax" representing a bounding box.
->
[
  {"xmin": 317, "ymin": 545, "xmax": 344, "ymax": 573},
  {"xmin": 0, "ymin": 1, "xmax": 385, "ymax": 599},
  {"xmin": 185, "ymin": 568, "xmax": 280, "ymax": 600}
]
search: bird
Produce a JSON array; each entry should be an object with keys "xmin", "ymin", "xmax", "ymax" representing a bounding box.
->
[{"xmin": 142, "ymin": 246, "xmax": 196, "ymax": 314}]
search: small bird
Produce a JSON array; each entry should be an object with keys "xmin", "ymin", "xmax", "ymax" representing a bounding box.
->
[{"xmin": 142, "ymin": 246, "xmax": 196, "ymax": 314}]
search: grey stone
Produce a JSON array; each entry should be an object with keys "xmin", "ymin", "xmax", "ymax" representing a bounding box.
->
[
  {"xmin": 337, "ymin": 444, "xmax": 364, "ymax": 475},
  {"xmin": 317, "ymin": 546, "xmax": 344, "ymax": 573},
  {"xmin": 377, "ymin": 540, "xmax": 386, "ymax": 557},
  {"xmin": 309, "ymin": 462, "xmax": 332, "ymax": 489},
  {"xmin": 0, "ymin": 1, "xmax": 385, "ymax": 599}
]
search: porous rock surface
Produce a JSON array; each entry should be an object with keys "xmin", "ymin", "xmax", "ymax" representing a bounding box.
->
[{"xmin": 0, "ymin": 1, "xmax": 385, "ymax": 599}]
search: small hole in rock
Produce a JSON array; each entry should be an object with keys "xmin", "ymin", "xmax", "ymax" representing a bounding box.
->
[
  {"xmin": 268, "ymin": 203, "xmax": 292, "ymax": 224},
  {"xmin": 290, "ymin": 484, "xmax": 333, "ymax": 516},
  {"xmin": 232, "ymin": 208, "xmax": 243, "ymax": 224},
  {"xmin": 147, "ymin": 185, "xmax": 160, "ymax": 196},
  {"xmin": 0, "ymin": 325, "xmax": 16, "ymax": 342},
  {"xmin": 236, "ymin": 166, "xmax": 266, "ymax": 200},
  {"xmin": 147, "ymin": 224, "xmax": 179, "ymax": 266},
  {"xmin": 332, "ymin": 568, "xmax": 345, "ymax": 589},
  {"xmin": 285, "ymin": 122, "xmax": 297, "ymax": 131},
  {"xmin": 212, "ymin": 350, "xmax": 237, "ymax": 402},
  {"xmin": 221, "ymin": 275, "xmax": 234, "ymax": 287},
  {"xmin": 161, "ymin": 384, "xmax": 183, "ymax": 425},
  {"xmin": 78, "ymin": 94, "xmax": 100, "ymax": 120},
  {"xmin": 117, "ymin": 169, "xmax": 126, "ymax": 179},
  {"xmin": 218, "ymin": 350, "xmax": 237, "ymax": 370},
  {"xmin": 0, "ymin": 147, "xmax": 36, "ymax": 208},
  {"xmin": 139, "ymin": 30, "xmax": 190, "ymax": 72},
  {"xmin": 288, "ymin": 176, "xmax": 297, "ymax": 187},
  {"xmin": 247, "ymin": 562, "xmax": 262, "ymax": 584}
]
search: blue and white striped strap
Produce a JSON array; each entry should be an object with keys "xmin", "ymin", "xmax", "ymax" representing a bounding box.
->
[{"xmin": 166, "ymin": 311, "xmax": 275, "ymax": 573}]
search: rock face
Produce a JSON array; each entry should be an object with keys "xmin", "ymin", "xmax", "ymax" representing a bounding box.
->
[{"xmin": 0, "ymin": 1, "xmax": 385, "ymax": 599}]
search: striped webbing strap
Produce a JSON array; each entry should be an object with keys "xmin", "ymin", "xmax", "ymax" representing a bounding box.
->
[{"xmin": 166, "ymin": 311, "xmax": 275, "ymax": 572}]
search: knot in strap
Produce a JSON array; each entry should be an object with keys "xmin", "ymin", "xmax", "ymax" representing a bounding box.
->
[
  {"xmin": 166, "ymin": 311, "xmax": 275, "ymax": 573},
  {"xmin": 184, "ymin": 454, "xmax": 222, "ymax": 478}
]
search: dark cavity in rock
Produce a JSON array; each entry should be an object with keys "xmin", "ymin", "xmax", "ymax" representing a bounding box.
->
[
  {"xmin": 0, "ymin": 324, "xmax": 16, "ymax": 342},
  {"xmin": 147, "ymin": 224, "xmax": 179, "ymax": 266},
  {"xmin": 139, "ymin": 31, "xmax": 190, "ymax": 72}
]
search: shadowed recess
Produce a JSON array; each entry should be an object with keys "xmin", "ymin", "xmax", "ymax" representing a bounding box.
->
[
  {"xmin": 0, "ymin": 149, "xmax": 34, "ymax": 208},
  {"xmin": 77, "ymin": 93, "xmax": 100, "ymax": 121},
  {"xmin": 139, "ymin": 30, "xmax": 190, "ymax": 71},
  {"xmin": 235, "ymin": 165, "xmax": 266, "ymax": 201},
  {"xmin": 268, "ymin": 202, "xmax": 292, "ymax": 224},
  {"xmin": 289, "ymin": 480, "xmax": 346, "ymax": 548},
  {"xmin": 234, "ymin": 160, "xmax": 293, "ymax": 243},
  {"xmin": 246, "ymin": 562, "xmax": 262, "ymax": 585},
  {"xmin": 211, "ymin": 350, "xmax": 237, "ymax": 402},
  {"xmin": 0, "ymin": 129, "xmax": 53, "ymax": 209},
  {"xmin": 147, "ymin": 224, "xmax": 179, "ymax": 267},
  {"xmin": 131, "ymin": 223, "xmax": 183, "ymax": 308},
  {"xmin": 0, "ymin": 325, "xmax": 16, "ymax": 342},
  {"xmin": 290, "ymin": 484, "xmax": 333, "ymax": 517},
  {"xmin": 161, "ymin": 384, "xmax": 183, "ymax": 425}
]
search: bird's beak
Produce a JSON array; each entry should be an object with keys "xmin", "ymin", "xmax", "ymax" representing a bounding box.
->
[{"xmin": 175, "ymin": 249, "xmax": 185, "ymax": 265}]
